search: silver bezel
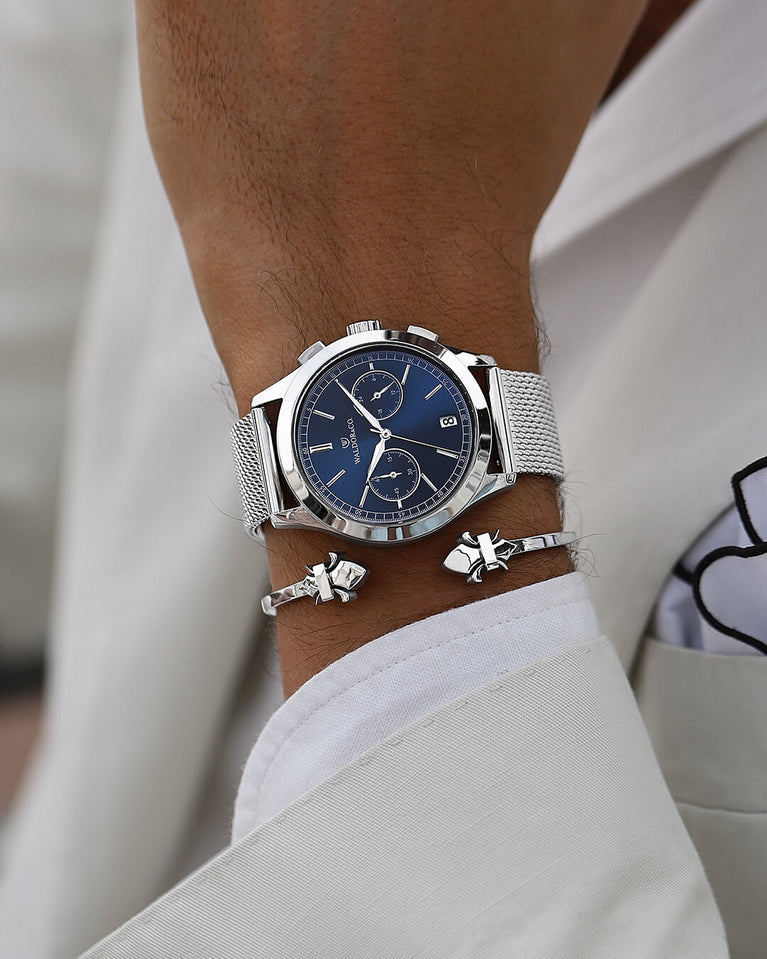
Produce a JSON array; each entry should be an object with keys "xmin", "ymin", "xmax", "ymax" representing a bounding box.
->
[{"xmin": 273, "ymin": 329, "xmax": 493, "ymax": 544}]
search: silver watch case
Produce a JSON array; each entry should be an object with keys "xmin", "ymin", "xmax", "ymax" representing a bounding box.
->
[{"xmin": 252, "ymin": 327, "xmax": 514, "ymax": 544}]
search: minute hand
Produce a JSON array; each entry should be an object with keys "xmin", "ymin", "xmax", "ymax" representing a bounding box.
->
[
  {"xmin": 366, "ymin": 433, "xmax": 388, "ymax": 483},
  {"xmin": 386, "ymin": 432, "xmax": 459, "ymax": 455},
  {"xmin": 336, "ymin": 380, "xmax": 383, "ymax": 433}
]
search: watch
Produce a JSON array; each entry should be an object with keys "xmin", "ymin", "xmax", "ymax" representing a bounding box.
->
[{"xmin": 231, "ymin": 321, "xmax": 563, "ymax": 546}]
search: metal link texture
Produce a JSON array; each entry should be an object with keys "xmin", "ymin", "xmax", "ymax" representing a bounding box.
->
[
  {"xmin": 231, "ymin": 412, "xmax": 272, "ymax": 534},
  {"xmin": 498, "ymin": 370, "xmax": 564, "ymax": 481}
]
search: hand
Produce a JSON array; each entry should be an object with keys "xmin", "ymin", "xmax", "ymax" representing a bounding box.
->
[
  {"xmin": 371, "ymin": 378, "xmax": 396, "ymax": 402},
  {"xmin": 366, "ymin": 433, "xmax": 389, "ymax": 483},
  {"xmin": 337, "ymin": 379, "xmax": 383, "ymax": 434},
  {"xmin": 381, "ymin": 431, "xmax": 459, "ymax": 456},
  {"xmin": 373, "ymin": 471, "xmax": 402, "ymax": 481}
]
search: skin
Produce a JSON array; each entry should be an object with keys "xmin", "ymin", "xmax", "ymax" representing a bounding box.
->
[
  {"xmin": 136, "ymin": 0, "xmax": 645, "ymax": 695},
  {"xmin": 606, "ymin": 0, "xmax": 697, "ymax": 96}
]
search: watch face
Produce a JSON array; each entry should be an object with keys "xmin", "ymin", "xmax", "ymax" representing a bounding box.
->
[{"xmin": 295, "ymin": 347, "xmax": 475, "ymax": 526}]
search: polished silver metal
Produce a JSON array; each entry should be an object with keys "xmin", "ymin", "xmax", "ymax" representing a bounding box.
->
[
  {"xmin": 443, "ymin": 529, "xmax": 575, "ymax": 583},
  {"xmin": 487, "ymin": 367, "xmax": 517, "ymax": 475},
  {"xmin": 231, "ymin": 324, "xmax": 564, "ymax": 544},
  {"xmin": 406, "ymin": 324, "xmax": 439, "ymax": 340},
  {"xmin": 297, "ymin": 340, "xmax": 326, "ymax": 365},
  {"xmin": 345, "ymin": 320, "xmax": 382, "ymax": 335},
  {"xmin": 261, "ymin": 551, "xmax": 369, "ymax": 616}
]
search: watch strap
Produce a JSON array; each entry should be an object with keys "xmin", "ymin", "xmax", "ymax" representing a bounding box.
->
[
  {"xmin": 498, "ymin": 370, "xmax": 563, "ymax": 481},
  {"xmin": 231, "ymin": 412, "xmax": 272, "ymax": 535}
]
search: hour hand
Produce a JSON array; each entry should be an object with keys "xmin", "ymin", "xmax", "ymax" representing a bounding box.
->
[{"xmin": 336, "ymin": 379, "xmax": 383, "ymax": 432}]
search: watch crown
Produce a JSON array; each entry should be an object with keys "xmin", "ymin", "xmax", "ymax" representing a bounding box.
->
[{"xmin": 346, "ymin": 320, "xmax": 382, "ymax": 336}]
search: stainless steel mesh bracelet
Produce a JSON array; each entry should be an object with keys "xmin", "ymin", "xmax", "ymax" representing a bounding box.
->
[
  {"xmin": 497, "ymin": 370, "xmax": 563, "ymax": 480},
  {"xmin": 231, "ymin": 368, "xmax": 563, "ymax": 536},
  {"xmin": 231, "ymin": 412, "xmax": 272, "ymax": 535}
]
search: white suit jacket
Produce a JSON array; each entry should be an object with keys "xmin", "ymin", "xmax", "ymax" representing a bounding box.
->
[
  {"xmin": 79, "ymin": 64, "xmax": 766, "ymax": 959},
  {"xmin": 567, "ymin": 110, "xmax": 767, "ymax": 959},
  {"xmin": 1, "ymin": 1, "xmax": 765, "ymax": 956}
]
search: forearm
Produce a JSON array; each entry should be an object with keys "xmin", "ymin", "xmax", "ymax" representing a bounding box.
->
[{"xmin": 137, "ymin": 0, "xmax": 642, "ymax": 694}]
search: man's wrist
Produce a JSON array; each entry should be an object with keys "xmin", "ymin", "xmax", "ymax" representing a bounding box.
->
[
  {"xmin": 193, "ymin": 216, "xmax": 542, "ymax": 418},
  {"xmin": 232, "ymin": 305, "xmax": 570, "ymax": 696},
  {"xmin": 266, "ymin": 472, "xmax": 571, "ymax": 697}
]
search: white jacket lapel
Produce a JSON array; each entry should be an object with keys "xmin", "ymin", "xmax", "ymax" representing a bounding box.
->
[{"xmin": 560, "ymin": 123, "xmax": 767, "ymax": 668}]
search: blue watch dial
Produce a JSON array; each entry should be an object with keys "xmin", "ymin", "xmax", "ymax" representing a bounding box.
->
[
  {"xmin": 368, "ymin": 448, "xmax": 420, "ymax": 502},
  {"xmin": 351, "ymin": 369, "xmax": 402, "ymax": 420},
  {"xmin": 295, "ymin": 347, "xmax": 475, "ymax": 526}
]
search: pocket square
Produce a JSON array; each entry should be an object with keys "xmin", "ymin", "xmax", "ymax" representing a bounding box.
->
[{"xmin": 692, "ymin": 457, "xmax": 767, "ymax": 656}]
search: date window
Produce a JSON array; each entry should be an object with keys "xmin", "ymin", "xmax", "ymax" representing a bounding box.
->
[{"xmin": 439, "ymin": 415, "xmax": 458, "ymax": 428}]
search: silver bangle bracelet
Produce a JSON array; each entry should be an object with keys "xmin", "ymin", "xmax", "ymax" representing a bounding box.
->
[
  {"xmin": 443, "ymin": 529, "xmax": 575, "ymax": 583},
  {"xmin": 261, "ymin": 529, "xmax": 573, "ymax": 617},
  {"xmin": 262, "ymin": 551, "xmax": 369, "ymax": 616}
]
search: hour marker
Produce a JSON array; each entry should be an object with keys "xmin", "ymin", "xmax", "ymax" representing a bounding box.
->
[
  {"xmin": 437, "ymin": 448, "xmax": 459, "ymax": 459},
  {"xmin": 327, "ymin": 469, "xmax": 345, "ymax": 487},
  {"xmin": 401, "ymin": 365, "xmax": 410, "ymax": 385},
  {"xmin": 369, "ymin": 362, "xmax": 375, "ymax": 370},
  {"xmin": 314, "ymin": 410, "xmax": 335, "ymax": 420},
  {"xmin": 397, "ymin": 500, "xmax": 403, "ymax": 508},
  {"xmin": 424, "ymin": 384, "xmax": 442, "ymax": 401},
  {"xmin": 359, "ymin": 487, "xmax": 369, "ymax": 508},
  {"xmin": 422, "ymin": 473, "xmax": 437, "ymax": 492},
  {"xmin": 309, "ymin": 443, "xmax": 333, "ymax": 454}
]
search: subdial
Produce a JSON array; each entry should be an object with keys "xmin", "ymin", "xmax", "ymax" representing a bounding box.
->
[
  {"xmin": 351, "ymin": 369, "xmax": 403, "ymax": 420},
  {"xmin": 368, "ymin": 449, "xmax": 420, "ymax": 502}
]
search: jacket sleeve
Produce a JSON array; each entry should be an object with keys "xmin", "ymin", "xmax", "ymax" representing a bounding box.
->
[{"xmin": 80, "ymin": 629, "xmax": 727, "ymax": 958}]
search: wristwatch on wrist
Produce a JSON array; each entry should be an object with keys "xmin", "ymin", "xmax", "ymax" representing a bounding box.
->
[{"xmin": 231, "ymin": 321, "xmax": 563, "ymax": 547}]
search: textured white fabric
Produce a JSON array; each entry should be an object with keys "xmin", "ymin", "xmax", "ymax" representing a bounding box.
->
[
  {"xmin": 557, "ymin": 119, "xmax": 767, "ymax": 669},
  {"xmin": 1, "ymin": 0, "xmax": 762, "ymax": 954},
  {"xmin": 535, "ymin": 0, "xmax": 767, "ymax": 258},
  {"xmin": 0, "ymin": 34, "xmax": 278, "ymax": 959},
  {"xmin": 534, "ymin": 0, "xmax": 767, "ymax": 413},
  {"xmin": 558, "ymin": 118, "xmax": 767, "ymax": 959},
  {"xmin": 634, "ymin": 640, "xmax": 767, "ymax": 959},
  {"xmin": 83, "ymin": 639, "xmax": 727, "ymax": 959},
  {"xmin": 233, "ymin": 571, "xmax": 594, "ymax": 837}
]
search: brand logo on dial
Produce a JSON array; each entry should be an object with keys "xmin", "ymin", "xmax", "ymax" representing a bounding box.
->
[{"xmin": 345, "ymin": 418, "xmax": 361, "ymax": 465}]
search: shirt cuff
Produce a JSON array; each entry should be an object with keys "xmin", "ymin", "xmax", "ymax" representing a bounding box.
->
[{"xmin": 232, "ymin": 570, "xmax": 601, "ymax": 841}]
